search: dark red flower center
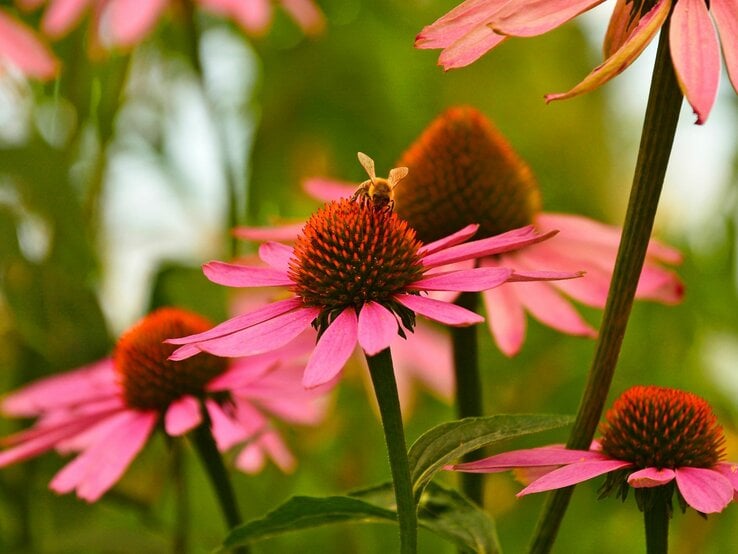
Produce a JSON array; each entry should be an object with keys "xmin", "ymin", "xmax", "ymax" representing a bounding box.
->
[
  {"xmin": 288, "ymin": 198, "xmax": 424, "ymax": 329},
  {"xmin": 393, "ymin": 106, "xmax": 541, "ymax": 243},
  {"xmin": 115, "ymin": 308, "xmax": 228, "ymax": 411},
  {"xmin": 599, "ymin": 386, "xmax": 725, "ymax": 469}
]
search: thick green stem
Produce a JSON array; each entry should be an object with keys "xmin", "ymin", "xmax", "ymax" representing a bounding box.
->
[
  {"xmin": 644, "ymin": 496, "xmax": 670, "ymax": 554},
  {"xmin": 451, "ymin": 291, "xmax": 484, "ymax": 506},
  {"xmin": 528, "ymin": 19, "xmax": 683, "ymax": 554},
  {"xmin": 365, "ymin": 348, "xmax": 417, "ymax": 554}
]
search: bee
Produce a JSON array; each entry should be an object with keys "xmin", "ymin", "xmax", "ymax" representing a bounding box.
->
[{"xmin": 351, "ymin": 152, "xmax": 409, "ymax": 211}]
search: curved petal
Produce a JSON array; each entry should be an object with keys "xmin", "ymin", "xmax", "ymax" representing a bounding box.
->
[
  {"xmin": 714, "ymin": 462, "xmax": 738, "ymax": 498},
  {"xmin": 357, "ymin": 302, "xmax": 398, "ymax": 356},
  {"xmin": 516, "ymin": 281, "xmax": 598, "ymax": 338},
  {"xmin": 409, "ymin": 267, "xmax": 513, "ymax": 292},
  {"xmin": 419, "ymin": 224, "xmax": 479, "ymax": 256},
  {"xmin": 674, "ymin": 467, "xmax": 734, "ymax": 513},
  {"xmin": 233, "ymin": 222, "xmax": 304, "ymax": 242},
  {"xmin": 670, "ymin": 0, "xmax": 720, "ymax": 124},
  {"xmin": 164, "ymin": 396, "xmax": 202, "ymax": 436},
  {"xmin": 105, "ymin": 0, "xmax": 167, "ymax": 47},
  {"xmin": 604, "ymin": 0, "xmax": 637, "ymax": 57},
  {"xmin": 628, "ymin": 467, "xmax": 676, "ymax": 487},
  {"xmin": 438, "ymin": 24, "xmax": 507, "ymax": 70},
  {"xmin": 711, "ymin": 0, "xmax": 738, "ymax": 96},
  {"xmin": 303, "ymin": 309, "xmax": 358, "ymax": 388},
  {"xmin": 492, "ymin": 0, "xmax": 605, "ymax": 37},
  {"xmin": 205, "ymin": 399, "xmax": 250, "ymax": 451},
  {"xmin": 450, "ymin": 445, "xmax": 604, "ymax": 473},
  {"xmin": 415, "ymin": 0, "xmax": 500, "ymax": 50},
  {"xmin": 481, "ymin": 285, "xmax": 526, "ymax": 357},
  {"xmin": 0, "ymin": 11, "xmax": 59, "ymax": 79},
  {"xmin": 545, "ymin": 0, "xmax": 670, "ymax": 103},
  {"xmin": 394, "ymin": 294, "xmax": 483, "ymax": 326},
  {"xmin": 202, "ymin": 261, "xmax": 293, "ymax": 288},
  {"xmin": 258, "ymin": 241, "xmax": 295, "ymax": 272},
  {"xmin": 518, "ymin": 459, "xmax": 633, "ymax": 496},
  {"xmin": 303, "ymin": 177, "xmax": 356, "ymax": 201}
]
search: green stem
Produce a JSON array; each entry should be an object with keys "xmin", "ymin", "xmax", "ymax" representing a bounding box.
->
[
  {"xmin": 365, "ymin": 348, "xmax": 417, "ymax": 554},
  {"xmin": 644, "ymin": 495, "xmax": 669, "ymax": 554},
  {"xmin": 170, "ymin": 440, "xmax": 189, "ymax": 554},
  {"xmin": 190, "ymin": 417, "xmax": 249, "ymax": 553},
  {"xmin": 528, "ymin": 18, "xmax": 683, "ymax": 554},
  {"xmin": 451, "ymin": 291, "xmax": 484, "ymax": 506}
]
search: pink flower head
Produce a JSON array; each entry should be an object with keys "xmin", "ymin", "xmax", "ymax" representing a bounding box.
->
[
  {"xmin": 168, "ymin": 189, "xmax": 580, "ymax": 388},
  {"xmin": 0, "ymin": 307, "xmax": 328, "ymax": 501},
  {"xmin": 416, "ymin": 0, "xmax": 738, "ymax": 124},
  {"xmin": 0, "ymin": 8, "xmax": 59, "ymax": 79},
  {"xmin": 273, "ymin": 108, "xmax": 683, "ymax": 356},
  {"xmin": 449, "ymin": 386, "xmax": 738, "ymax": 515}
]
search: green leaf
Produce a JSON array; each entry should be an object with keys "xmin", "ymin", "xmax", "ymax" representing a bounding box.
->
[{"xmin": 409, "ymin": 414, "xmax": 573, "ymax": 498}]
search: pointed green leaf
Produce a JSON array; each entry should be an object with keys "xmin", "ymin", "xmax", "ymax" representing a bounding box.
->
[{"xmin": 409, "ymin": 414, "xmax": 573, "ymax": 497}]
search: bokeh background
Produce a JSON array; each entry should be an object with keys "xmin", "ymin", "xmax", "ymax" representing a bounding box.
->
[{"xmin": 1, "ymin": 0, "xmax": 737, "ymax": 552}]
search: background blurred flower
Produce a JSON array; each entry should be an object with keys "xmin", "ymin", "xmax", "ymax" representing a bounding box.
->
[
  {"xmin": 0, "ymin": 8, "xmax": 59, "ymax": 79},
  {"xmin": 0, "ymin": 307, "xmax": 328, "ymax": 501}
]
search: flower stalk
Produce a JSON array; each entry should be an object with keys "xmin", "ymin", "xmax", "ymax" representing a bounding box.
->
[
  {"xmin": 529, "ymin": 16, "xmax": 683, "ymax": 554},
  {"xmin": 365, "ymin": 348, "xmax": 417, "ymax": 554},
  {"xmin": 644, "ymin": 491, "xmax": 670, "ymax": 554}
]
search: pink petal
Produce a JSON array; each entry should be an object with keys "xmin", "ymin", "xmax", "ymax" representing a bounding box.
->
[
  {"xmin": 164, "ymin": 396, "xmax": 202, "ymax": 436},
  {"xmin": 451, "ymin": 446, "xmax": 606, "ymax": 473},
  {"xmin": 516, "ymin": 281, "xmax": 597, "ymax": 338},
  {"xmin": 235, "ymin": 440, "xmax": 267, "ymax": 473},
  {"xmin": 518, "ymin": 459, "xmax": 633, "ymax": 496},
  {"xmin": 303, "ymin": 177, "xmax": 356, "ymax": 201},
  {"xmin": 206, "ymin": 400, "xmax": 250, "ymax": 451},
  {"xmin": 303, "ymin": 309, "xmax": 358, "ymax": 388},
  {"xmin": 670, "ymin": 0, "xmax": 720, "ymax": 124},
  {"xmin": 233, "ymin": 222, "xmax": 304, "ymax": 242},
  {"xmin": 201, "ymin": 0, "xmax": 272, "ymax": 35},
  {"xmin": 49, "ymin": 410, "xmax": 156, "ymax": 501},
  {"xmin": 105, "ymin": 0, "xmax": 167, "ymax": 47},
  {"xmin": 711, "ymin": 0, "xmax": 738, "ymax": 97},
  {"xmin": 438, "ymin": 24, "xmax": 507, "ymax": 70},
  {"xmin": 492, "ymin": 0, "xmax": 605, "ymax": 37},
  {"xmin": 604, "ymin": 0, "xmax": 637, "ymax": 57},
  {"xmin": 545, "ymin": 0, "xmax": 670, "ymax": 103},
  {"xmin": 249, "ymin": 430, "xmax": 297, "ymax": 473},
  {"xmin": 627, "ymin": 467, "xmax": 676, "ymax": 487},
  {"xmin": 410, "ymin": 267, "xmax": 513, "ymax": 292},
  {"xmin": 258, "ymin": 241, "xmax": 294, "ymax": 272},
  {"xmin": 481, "ymin": 285, "xmax": 526, "ymax": 357},
  {"xmin": 357, "ymin": 302, "xmax": 398, "ymax": 356},
  {"xmin": 41, "ymin": 0, "xmax": 91, "ymax": 38},
  {"xmin": 507, "ymin": 270, "xmax": 584, "ymax": 282},
  {"xmin": 634, "ymin": 266, "xmax": 684, "ymax": 304},
  {"xmin": 419, "ymin": 224, "xmax": 479, "ymax": 256},
  {"xmin": 202, "ymin": 260, "xmax": 293, "ymax": 288},
  {"xmin": 674, "ymin": 467, "xmax": 734, "ymax": 513},
  {"xmin": 714, "ymin": 462, "xmax": 738, "ymax": 498},
  {"xmin": 0, "ymin": 10, "xmax": 59, "ymax": 79},
  {"xmin": 394, "ymin": 294, "xmax": 483, "ymax": 326},
  {"xmin": 415, "ymin": 0, "xmax": 500, "ymax": 49},
  {"xmin": 280, "ymin": 0, "xmax": 325, "ymax": 35}
]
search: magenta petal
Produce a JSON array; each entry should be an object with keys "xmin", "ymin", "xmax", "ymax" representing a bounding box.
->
[
  {"xmin": 419, "ymin": 224, "xmax": 479, "ymax": 255},
  {"xmin": 258, "ymin": 241, "xmax": 295, "ymax": 272},
  {"xmin": 482, "ymin": 286, "xmax": 526, "ymax": 357},
  {"xmin": 493, "ymin": 0, "xmax": 605, "ymax": 37},
  {"xmin": 410, "ymin": 267, "xmax": 513, "ymax": 292},
  {"xmin": 711, "ymin": 0, "xmax": 738, "ymax": 96},
  {"xmin": 203, "ymin": 261, "xmax": 293, "ymax": 288},
  {"xmin": 670, "ymin": 0, "xmax": 720, "ymax": 124},
  {"xmin": 164, "ymin": 396, "xmax": 202, "ymax": 436},
  {"xmin": 205, "ymin": 400, "xmax": 250, "ymax": 451},
  {"xmin": 507, "ymin": 270, "xmax": 584, "ymax": 282},
  {"xmin": 714, "ymin": 462, "xmax": 738, "ymax": 498},
  {"xmin": 628, "ymin": 467, "xmax": 676, "ymax": 488},
  {"xmin": 674, "ymin": 467, "xmax": 734, "ymax": 513},
  {"xmin": 451, "ymin": 445, "xmax": 604, "ymax": 473},
  {"xmin": 0, "ymin": 11, "xmax": 59, "ymax": 79},
  {"xmin": 438, "ymin": 24, "xmax": 507, "ymax": 69},
  {"xmin": 106, "ymin": 0, "xmax": 167, "ymax": 46},
  {"xmin": 519, "ymin": 459, "xmax": 633, "ymax": 496},
  {"xmin": 303, "ymin": 177, "xmax": 356, "ymax": 201},
  {"xmin": 394, "ymin": 294, "xmax": 483, "ymax": 326},
  {"xmin": 415, "ymin": 0, "xmax": 500, "ymax": 49},
  {"xmin": 357, "ymin": 302, "xmax": 398, "ymax": 356},
  {"xmin": 233, "ymin": 222, "xmax": 304, "ymax": 242},
  {"xmin": 303, "ymin": 309, "xmax": 358, "ymax": 388},
  {"xmin": 41, "ymin": 0, "xmax": 91, "ymax": 38}
]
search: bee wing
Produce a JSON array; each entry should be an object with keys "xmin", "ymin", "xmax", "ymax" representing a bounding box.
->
[
  {"xmin": 357, "ymin": 152, "xmax": 377, "ymax": 184},
  {"xmin": 388, "ymin": 167, "xmax": 409, "ymax": 188}
]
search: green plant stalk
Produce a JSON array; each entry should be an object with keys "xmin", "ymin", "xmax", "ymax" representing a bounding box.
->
[
  {"xmin": 366, "ymin": 348, "xmax": 417, "ymax": 554},
  {"xmin": 644, "ymin": 494, "xmax": 669, "ymax": 554},
  {"xmin": 528, "ymin": 19, "xmax": 683, "ymax": 554},
  {"xmin": 451, "ymin": 291, "xmax": 485, "ymax": 506}
]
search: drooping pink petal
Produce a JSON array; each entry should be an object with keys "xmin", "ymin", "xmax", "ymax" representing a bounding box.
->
[
  {"xmin": 49, "ymin": 410, "xmax": 157, "ymax": 502},
  {"xmin": 258, "ymin": 241, "xmax": 295, "ymax": 272},
  {"xmin": 628, "ymin": 467, "xmax": 676, "ymax": 487},
  {"xmin": 492, "ymin": 0, "xmax": 606, "ymax": 38},
  {"xmin": 104, "ymin": 0, "xmax": 168, "ymax": 47},
  {"xmin": 603, "ymin": 0, "xmax": 637, "ymax": 57},
  {"xmin": 507, "ymin": 270, "xmax": 584, "ymax": 282},
  {"xmin": 415, "ymin": 0, "xmax": 500, "ymax": 49},
  {"xmin": 481, "ymin": 285, "xmax": 526, "ymax": 357},
  {"xmin": 545, "ymin": 0, "xmax": 670, "ymax": 103},
  {"xmin": 634, "ymin": 266, "xmax": 684, "ymax": 304},
  {"xmin": 0, "ymin": 10, "xmax": 59, "ymax": 79},
  {"xmin": 206, "ymin": 399, "xmax": 251, "ymax": 451},
  {"xmin": 357, "ymin": 301, "xmax": 399, "ymax": 356},
  {"xmin": 280, "ymin": 0, "xmax": 325, "ymax": 35},
  {"xmin": 518, "ymin": 459, "xmax": 633, "ymax": 496},
  {"xmin": 394, "ymin": 294, "xmax": 483, "ymax": 326},
  {"xmin": 410, "ymin": 267, "xmax": 513, "ymax": 292},
  {"xmin": 674, "ymin": 467, "xmax": 735, "ymax": 513},
  {"xmin": 711, "ymin": 0, "xmax": 738, "ymax": 96},
  {"xmin": 233, "ymin": 222, "xmax": 305, "ymax": 242},
  {"xmin": 302, "ymin": 177, "xmax": 356, "ymax": 201},
  {"xmin": 419, "ymin": 224, "xmax": 479, "ymax": 256},
  {"xmin": 516, "ymin": 281, "xmax": 597, "ymax": 338},
  {"xmin": 202, "ymin": 261, "xmax": 293, "ymax": 288},
  {"xmin": 41, "ymin": 0, "xmax": 92, "ymax": 38},
  {"xmin": 164, "ymin": 396, "xmax": 202, "ymax": 436},
  {"xmin": 450, "ymin": 445, "xmax": 605, "ymax": 473},
  {"xmin": 714, "ymin": 462, "xmax": 738, "ymax": 499},
  {"xmin": 255, "ymin": 429, "xmax": 297, "ymax": 473},
  {"xmin": 670, "ymin": 0, "xmax": 720, "ymax": 124},
  {"xmin": 303, "ymin": 309, "xmax": 358, "ymax": 388},
  {"xmin": 438, "ymin": 24, "xmax": 507, "ymax": 70}
]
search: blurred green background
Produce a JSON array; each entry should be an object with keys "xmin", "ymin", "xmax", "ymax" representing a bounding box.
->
[{"xmin": 1, "ymin": 0, "xmax": 737, "ymax": 552}]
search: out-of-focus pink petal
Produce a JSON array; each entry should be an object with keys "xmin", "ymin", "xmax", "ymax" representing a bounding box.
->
[
  {"xmin": 674, "ymin": 467, "xmax": 734, "ymax": 513},
  {"xmin": 450, "ymin": 445, "xmax": 605, "ymax": 473},
  {"xmin": 714, "ymin": 462, "xmax": 738, "ymax": 498},
  {"xmin": 202, "ymin": 261, "xmax": 293, "ymax": 288},
  {"xmin": 258, "ymin": 241, "xmax": 294, "ymax": 272},
  {"xmin": 670, "ymin": 0, "xmax": 720, "ymax": 124},
  {"xmin": 604, "ymin": 0, "xmax": 637, "ymax": 57},
  {"xmin": 419, "ymin": 224, "xmax": 479, "ymax": 256},
  {"xmin": 492, "ymin": 0, "xmax": 605, "ymax": 37},
  {"xmin": 628, "ymin": 467, "xmax": 676, "ymax": 487},
  {"xmin": 438, "ymin": 24, "xmax": 507, "ymax": 70},
  {"xmin": 257, "ymin": 429, "xmax": 297, "ymax": 472},
  {"xmin": 281, "ymin": 0, "xmax": 325, "ymax": 35},
  {"xmin": 357, "ymin": 302, "xmax": 398, "ymax": 356},
  {"xmin": 0, "ymin": 10, "xmax": 59, "ymax": 79},
  {"xmin": 202, "ymin": 0, "xmax": 272, "ymax": 35},
  {"xmin": 206, "ymin": 399, "xmax": 251, "ymax": 451},
  {"xmin": 518, "ymin": 459, "xmax": 633, "ymax": 496},
  {"xmin": 516, "ymin": 281, "xmax": 597, "ymax": 338},
  {"xmin": 235, "ymin": 440, "xmax": 266, "ymax": 473},
  {"xmin": 634, "ymin": 266, "xmax": 684, "ymax": 304},
  {"xmin": 415, "ymin": 0, "xmax": 499, "ymax": 49},
  {"xmin": 303, "ymin": 309, "xmax": 358, "ymax": 388},
  {"xmin": 41, "ymin": 0, "xmax": 92, "ymax": 38},
  {"xmin": 545, "ymin": 0, "xmax": 670, "ymax": 103},
  {"xmin": 481, "ymin": 284, "xmax": 526, "ymax": 357},
  {"xmin": 104, "ymin": 0, "xmax": 167, "ymax": 47},
  {"xmin": 303, "ymin": 177, "xmax": 356, "ymax": 202},
  {"xmin": 233, "ymin": 222, "xmax": 304, "ymax": 242},
  {"xmin": 49, "ymin": 410, "xmax": 156, "ymax": 502},
  {"xmin": 410, "ymin": 267, "xmax": 513, "ymax": 292},
  {"xmin": 394, "ymin": 294, "xmax": 483, "ymax": 326},
  {"xmin": 164, "ymin": 396, "xmax": 202, "ymax": 436},
  {"xmin": 711, "ymin": 0, "xmax": 738, "ymax": 96}
]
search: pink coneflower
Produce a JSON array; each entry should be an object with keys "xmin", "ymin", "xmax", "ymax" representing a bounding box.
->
[
  {"xmin": 0, "ymin": 307, "xmax": 327, "ymax": 501},
  {"xmin": 275, "ymin": 108, "xmax": 683, "ymax": 356},
  {"xmin": 416, "ymin": 0, "xmax": 738, "ymax": 123},
  {"xmin": 0, "ymin": 8, "xmax": 58, "ymax": 79},
  {"xmin": 168, "ymin": 195, "xmax": 579, "ymax": 387},
  {"xmin": 449, "ymin": 385, "xmax": 738, "ymax": 515}
]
